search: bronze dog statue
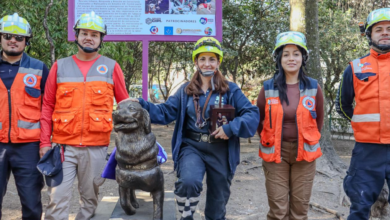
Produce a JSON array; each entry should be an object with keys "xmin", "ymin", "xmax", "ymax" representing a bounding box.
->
[{"xmin": 112, "ymin": 100, "xmax": 164, "ymax": 220}]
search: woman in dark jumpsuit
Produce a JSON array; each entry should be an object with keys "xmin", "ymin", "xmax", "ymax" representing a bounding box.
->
[{"xmin": 128, "ymin": 37, "xmax": 259, "ymax": 219}]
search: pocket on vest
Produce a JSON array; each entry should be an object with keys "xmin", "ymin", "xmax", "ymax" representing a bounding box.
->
[
  {"xmin": 52, "ymin": 111, "xmax": 77, "ymax": 135},
  {"xmin": 57, "ymin": 88, "xmax": 75, "ymax": 108},
  {"xmin": 302, "ymin": 126, "xmax": 321, "ymax": 146},
  {"xmin": 260, "ymin": 130, "xmax": 275, "ymax": 148},
  {"xmin": 17, "ymin": 107, "xmax": 41, "ymax": 140},
  {"xmin": 91, "ymin": 86, "xmax": 108, "ymax": 106},
  {"xmin": 24, "ymin": 87, "xmax": 41, "ymax": 109},
  {"xmin": 354, "ymin": 73, "xmax": 378, "ymax": 101},
  {"xmin": 89, "ymin": 112, "xmax": 113, "ymax": 132}
]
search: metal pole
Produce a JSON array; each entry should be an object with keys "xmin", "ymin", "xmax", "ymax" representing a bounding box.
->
[{"xmin": 142, "ymin": 40, "xmax": 149, "ymax": 100}]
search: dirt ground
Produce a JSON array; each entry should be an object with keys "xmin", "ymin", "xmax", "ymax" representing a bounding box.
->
[{"xmin": 2, "ymin": 124, "xmax": 356, "ymax": 220}]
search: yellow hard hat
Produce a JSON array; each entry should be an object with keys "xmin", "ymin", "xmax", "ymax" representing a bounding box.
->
[
  {"xmin": 192, "ymin": 37, "xmax": 223, "ymax": 63},
  {"xmin": 74, "ymin": 11, "xmax": 107, "ymax": 34},
  {"xmin": 0, "ymin": 13, "xmax": 32, "ymax": 37}
]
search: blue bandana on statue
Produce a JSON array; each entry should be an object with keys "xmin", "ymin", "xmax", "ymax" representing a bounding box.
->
[{"xmin": 101, "ymin": 142, "xmax": 168, "ymax": 180}]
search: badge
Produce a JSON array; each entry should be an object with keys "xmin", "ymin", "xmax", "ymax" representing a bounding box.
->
[
  {"xmin": 302, "ymin": 96, "xmax": 315, "ymax": 111},
  {"xmin": 23, "ymin": 74, "xmax": 37, "ymax": 87},
  {"xmin": 206, "ymin": 46, "xmax": 213, "ymax": 51},
  {"xmin": 97, "ymin": 65, "xmax": 108, "ymax": 74},
  {"xmin": 269, "ymin": 99, "xmax": 279, "ymax": 104}
]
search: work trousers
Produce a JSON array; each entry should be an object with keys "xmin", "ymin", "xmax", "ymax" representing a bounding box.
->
[
  {"xmin": 0, "ymin": 142, "xmax": 44, "ymax": 220},
  {"xmin": 174, "ymin": 138, "xmax": 233, "ymax": 220},
  {"xmin": 344, "ymin": 142, "xmax": 390, "ymax": 220},
  {"xmin": 44, "ymin": 145, "xmax": 107, "ymax": 220},
  {"xmin": 263, "ymin": 141, "xmax": 316, "ymax": 220}
]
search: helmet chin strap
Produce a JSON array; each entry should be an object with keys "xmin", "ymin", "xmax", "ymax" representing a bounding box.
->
[{"xmin": 75, "ymin": 40, "xmax": 99, "ymax": 53}]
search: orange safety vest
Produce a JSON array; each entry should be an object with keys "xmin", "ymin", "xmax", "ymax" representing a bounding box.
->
[
  {"xmin": 0, "ymin": 53, "xmax": 44, "ymax": 143},
  {"xmin": 259, "ymin": 77, "xmax": 322, "ymax": 163},
  {"xmin": 51, "ymin": 56, "xmax": 116, "ymax": 146},
  {"xmin": 349, "ymin": 49, "xmax": 390, "ymax": 144}
]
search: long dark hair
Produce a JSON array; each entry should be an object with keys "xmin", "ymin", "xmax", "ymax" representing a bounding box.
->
[{"xmin": 274, "ymin": 45, "xmax": 310, "ymax": 105}]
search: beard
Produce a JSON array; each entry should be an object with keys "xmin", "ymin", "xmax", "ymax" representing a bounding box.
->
[
  {"xmin": 371, "ymin": 38, "xmax": 390, "ymax": 52},
  {"xmin": 3, "ymin": 49, "xmax": 23, "ymax": 57}
]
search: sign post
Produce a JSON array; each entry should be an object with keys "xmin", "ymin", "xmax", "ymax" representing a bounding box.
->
[
  {"xmin": 142, "ymin": 40, "xmax": 149, "ymax": 100},
  {"xmin": 68, "ymin": 0, "xmax": 222, "ymax": 100}
]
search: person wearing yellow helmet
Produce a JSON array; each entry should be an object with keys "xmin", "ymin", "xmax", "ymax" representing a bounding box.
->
[
  {"xmin": 123, "ymin": 36, "xmax": 259, "ymax": 219},
  {"xmin": 257, "ymin": 31, "xmax": 324, "ymax": 219},
  {"xmin": 39, "ymin": 11, "xmax": 129, "ymax": 220},
  {"xmin": 336, "ymin": 8, "xmax": 390, "ymax": 220},
  {"xmin": 360, "ymin": 8, "xmax": 390, "ymax": 52},
  {"xmin": 73, "ymin": 11, "xmax": 107, "ymax": 54},
  {"xmin": 0, "ymin": 12, "xmax": 49, "ymax": 220}
]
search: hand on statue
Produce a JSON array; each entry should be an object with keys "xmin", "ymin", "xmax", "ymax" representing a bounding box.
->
[
  {"xmin": 212, "ymin": 127, "xmax": 229, "ymax": 140},
  {"xmin": 39, "ymin": 146, "xmax": 51, "ymax": 158}
]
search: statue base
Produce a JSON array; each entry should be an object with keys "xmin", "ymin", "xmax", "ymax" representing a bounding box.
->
[{"xmin": 92, "ymin": 190, "xmax": 201, "ymax": 220}]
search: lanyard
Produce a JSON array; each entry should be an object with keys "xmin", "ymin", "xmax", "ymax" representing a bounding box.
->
[
  {"xmin": 193, "ymin": 92, "xmax": 222, "ymax": 129},
  {"xmin": 193, "ymin": 91, "xmax": 213, "ymax": 128}
]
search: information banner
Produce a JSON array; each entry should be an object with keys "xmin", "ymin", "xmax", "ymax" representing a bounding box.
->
[{"xmin": 68, "ymin": 0, "xmax": 222, "ymax": 42}]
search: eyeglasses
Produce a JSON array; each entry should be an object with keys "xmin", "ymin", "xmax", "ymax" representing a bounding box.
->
[
  {"xmin": 275, "ymin": 31, "xmax": 307, "ymax": 46},
  {"xmin": 2, "ymin": 33, "xmax": 25, "ymax": 42},
  {"xmin": 193, "ymin": 40, "xmax": 222, "ymax": 51}
]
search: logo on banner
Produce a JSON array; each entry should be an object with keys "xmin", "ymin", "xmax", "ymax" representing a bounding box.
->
[
  {"xmin": 302, "ymin": 96, "xmax": 315, "ymax": 111},
  {"xmin": 23, "ymin": 74, "xmax": 37, "ymax": 87},
  {"xmin": 146, "ymin": 18, "xmax": 162, "ymax": 25},
  {"xmin": 97, "ymin": 65, "xmax": 108, "ymax": 74},
  {"xmin": 176, "ymin": 28, "xmax": 201, "ymax": 34},
  {"xmin": 164, "ymin": 26, "xmax": 173, "ymax": 35},
  {"xmin": 200, "ymin": 17, "xmax": 207, "ymax": 25},
  {"xmin": 204, "ymin": 27, "xmax": 213, "ymax": 36},
  {"xmin": 150, "ymin": 26, "xmax": 159, "ymax": 34}
]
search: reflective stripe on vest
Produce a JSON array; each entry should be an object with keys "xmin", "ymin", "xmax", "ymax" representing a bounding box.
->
[
  {"xmin": 0, "ymin": 122, "xmax": 2, "ymax": 130},
  {"xmin": 259, "ymin": 144, "xmax": 275, "ymax": 154},
  {"xmin": 57, "ymin": 76, "xmax": 114, "ymax": 84},
  {"xmin": 18, "ymin": 120, "xmax": 40, "ymax": 129},
  {"xmin": 19, "ymin": 67, "xmax": 43, "ymax": 77},
  {"xmin": 351, "ymin": 113, "xmax": 380, "ymax": 122},
  {"xmin": 304, "ymin": 142, "xmax": 320, "ymax": 152}
]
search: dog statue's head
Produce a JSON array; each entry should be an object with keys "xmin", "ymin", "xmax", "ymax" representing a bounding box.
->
[{"xmin": 112, "ymin": 100, "xmax": 151, "ymax": 134}]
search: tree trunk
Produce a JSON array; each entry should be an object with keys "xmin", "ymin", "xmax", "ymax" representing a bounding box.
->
[{"xmin": 304, "ymin": 0, "xmax": 347, "ymax": 172}]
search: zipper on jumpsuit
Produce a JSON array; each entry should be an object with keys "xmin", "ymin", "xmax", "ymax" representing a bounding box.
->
[{"xmin": 80, "ymin": 81, "xmax": 86, "ymax": 145}]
